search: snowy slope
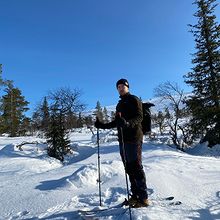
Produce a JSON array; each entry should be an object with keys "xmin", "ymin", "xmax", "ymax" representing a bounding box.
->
[{"xmin": 0, "ymin": 130, "xmax": 220, "ymax": 220}]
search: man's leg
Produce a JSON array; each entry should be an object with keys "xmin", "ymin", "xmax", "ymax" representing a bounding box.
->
[
  {"xmin": 126, "ymin": 161, "xmax": 148, "ymax": 201},
  {"xmin": 120, "ymin": 142, "xmax": 148, "ymax": 201},
  {"xmin": 134, "ymin": 142, "xmax": 148, "ymax": 201},
  {"xmin": 119, "ymin": 143, "xmax": 137, "ymax": 197}
]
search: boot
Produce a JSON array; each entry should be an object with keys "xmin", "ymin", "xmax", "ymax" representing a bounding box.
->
[
  {"xmin": 132, "ymin": 198, "xmax": 150, "ymax": 208},
  {"xmin": 128, "ymin": 195, "xmax": 139, "ymax": 206},
  {"xmin": 124, "ymin": 194, "xmax": 139, "ymax": 206}
]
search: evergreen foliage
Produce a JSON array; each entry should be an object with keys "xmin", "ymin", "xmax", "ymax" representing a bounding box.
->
[
  {"xmin": 184, "ymin": 0, "xmax": 220, "ymax": 146},
  {"xmin": 1, "ymin": 82, "xmax": 29, "ymax": 136}
]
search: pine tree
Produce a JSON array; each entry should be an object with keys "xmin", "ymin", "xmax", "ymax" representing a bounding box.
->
[
  {"xmin": 41, "ymin": 97, "xmax": 50, "ymax": 132},
  {"xmin": 19, "ymin": 117, "xmax": 31, "ymax": 136},
  {"xmin": 0, "ymin": 64, "xmax": 4, "ymax": 88},
  {"xmin": 46, "ymin": 87, "xmax": 84, "ymax": 161},
  {"xmin": 184, "ymin": 0, "xmax": 220, "ymax": 146},
  {"xmin": 95, "ymin": 101, "xmax": 104, "ymax": 121},
  {"xmin": 1, "ymin": 82, "xmax": 29, "ymax": 136},
  {"xmin": 31, "ymin": 97, "xmax": 50, "ymax": 133},
  {"xmin": 103, "ymin": 107, "xmax": 109, "ymax": 123},
  {"xmin": 46, "ymin": 110, "xmax": 71, "ymax": 162},
  {"xmin": 31, "ymin": 110, "xmax": 41, "ymax": 132}
]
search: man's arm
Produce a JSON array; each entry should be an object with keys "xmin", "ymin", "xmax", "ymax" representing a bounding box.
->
[
  {"xmin": 127, "ymin": 97, "xmax": 143, "ymax": 128},
  {"xmin": 103, "ymin": 120, "xmax": 117, "ymax": 129},
  {"xmin": 95, "ymin": 118, "xmax": 117, "ymax": 129}
]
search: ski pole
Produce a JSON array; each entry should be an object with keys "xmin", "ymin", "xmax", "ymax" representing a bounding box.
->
[
  {"xmin": 97, "ymin": 128, "xmax": 102, "ymax": 206},
  {"xmin": 117, "ymin": 113, "xmax": 132, "ymax": 220}
]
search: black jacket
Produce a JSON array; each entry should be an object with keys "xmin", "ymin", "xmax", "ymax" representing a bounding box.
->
[{"xmin": 102, "ymin": 93, "xmax": 143, "ymax": 143}]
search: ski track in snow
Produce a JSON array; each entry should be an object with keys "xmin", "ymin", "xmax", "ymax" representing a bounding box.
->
[{"xmin": 0, "ymin": 131, "xmax": 220, "ymax": 220}]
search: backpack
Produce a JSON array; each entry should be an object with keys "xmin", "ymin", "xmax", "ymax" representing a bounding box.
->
[{"xmin": 142, "ymin": 102, "xmax": 155, "ymax": 134}]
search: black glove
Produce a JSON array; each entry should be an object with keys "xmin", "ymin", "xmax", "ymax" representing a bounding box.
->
[
  {"xmin": 94, "ymin": 118, "xmax": 105, "ymax": 129},
  {"xmin": 116, "ymin": 117, "xmax": 129, "ymax": 128}
]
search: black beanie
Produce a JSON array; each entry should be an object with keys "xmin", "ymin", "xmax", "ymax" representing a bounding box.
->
[{"xmin": 116, "ymin": 78, "xmax": 129, "ymax": 88}]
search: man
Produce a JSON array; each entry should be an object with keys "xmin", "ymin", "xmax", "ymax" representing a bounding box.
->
[{"xmin": 95, "ymin": 78, "xmax": 149, "ymax": 207}]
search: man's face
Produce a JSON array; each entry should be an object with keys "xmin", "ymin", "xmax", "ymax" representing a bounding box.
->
[{"xmin": 117, "ymin": 84, "xmax": 129, "ymax": 96}]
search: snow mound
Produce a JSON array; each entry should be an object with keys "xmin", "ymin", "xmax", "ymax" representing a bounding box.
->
[
  {"xmin": 67, "ymin": 165, "xmax": 98, "ymax": 187},
  {"xmin": 26, "ymin": 157, "xmax": 63, "ymax": 173},
  {"xmin": 0, "ymin": 143, "xmax": 63, "ymax": 174},
  {"xmin": 0, "ymin": 144, "xmax": 17, "ymax": 157},
  {"xmin": 67, "ymin": 161, "xmax": 122, "ymax": 188},
  {"xmin": 187, "ymin": 142, "xmax": 220, "ymax": 157}
]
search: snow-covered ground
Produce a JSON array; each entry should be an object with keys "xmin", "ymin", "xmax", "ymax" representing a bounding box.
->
[{"xmin": 0, "ymin": 129, "xmax": 220, "ymax": 220}]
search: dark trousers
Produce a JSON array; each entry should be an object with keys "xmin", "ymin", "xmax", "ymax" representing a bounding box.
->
[{"xmin": 119, "ymin": 142, "xmax": 148, "ymax": 200}]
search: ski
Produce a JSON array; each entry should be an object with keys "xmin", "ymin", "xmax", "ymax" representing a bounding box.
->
[
  {"xmin": 162, "ymin": 196, "xmax": 174, "ymax": 201},
  {"xmin": 78, "ymin": 199, "xmax": 127, "ymax": 215},
  {"xmin": 78, "ymin": 205, "xmax": 128, "ymax": 220},
  {"xmin": 152, "ymin": 196, "xmax": 182, "ymax": 207},
  {"xmin": 169, "ymin": 201, "xmax": 182, "ymax": 206},
  {"xmin": 78, "ymin": 196, "xmax": 180, "ymax": 216}
]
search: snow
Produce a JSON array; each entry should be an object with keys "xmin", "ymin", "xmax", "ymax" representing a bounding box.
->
[
  {"xmin": 186, "ymin": 142, "xmax": 220, "ymax": 157},
  {"xmin": 0, "ymin": 130, "xmax": 220, "ymax": 220}
]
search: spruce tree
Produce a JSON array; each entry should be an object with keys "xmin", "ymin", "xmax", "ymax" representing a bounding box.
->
[
  {"xmin": 0, "ymin": 64, "xmax": 3, "ymax": 88},
  {"xmin": 41, "ymin": 97, "xmax": 50, "ymax": 132},
  {"xmin": 184, "ymin": 0, "xmax": 220, "ymax": 146},
  {"xmin": 46, "ymin": 87, "xmax": 84, "ymax": 161},
  {"xmin": 46, "ymin": 110, "xmax": 70, "ymax": 162},
  {"xmin": 103, "ymin": 107, "xmax": 109, "ymax": 123},
  {"xmin": 95, "ymin": 101, "xmax": 104, "ymax": 121},
  {"xmin": 1, "ymin": 82, "xmax": 29, "ymax": 136},
  {"xmin": 31, "ymin": 109, "xmax": 41, "ymax": 132},
  {"xmin": 19, "ymin": 117, "xmax": 31, "ymax": 136}
]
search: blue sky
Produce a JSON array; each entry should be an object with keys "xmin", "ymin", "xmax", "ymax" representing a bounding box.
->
[{"xmin": 0, "ymin": 0, "xmax": 220, "ymax": 115}]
